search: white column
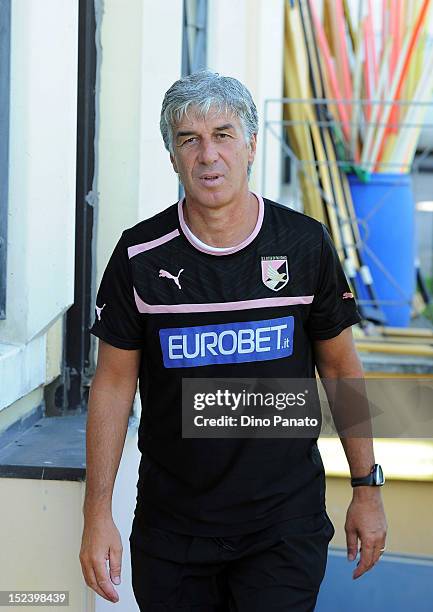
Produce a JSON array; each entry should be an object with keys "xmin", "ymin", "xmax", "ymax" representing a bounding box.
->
[
  {"xmin": 137, "ymin": 0, "xmax": 184, "ymax": 219},
  {"xmin": 1, "ymin": 0, "xmax": 78, "ymax": 409},
  {"xmin": 207, "ymin": 0, "xmax": 285, "ymax": 201}
]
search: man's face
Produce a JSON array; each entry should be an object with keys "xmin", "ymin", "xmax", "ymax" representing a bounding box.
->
[{"xmin": 169, "ymin": 108, "xmax": 257, "ymax": 207}]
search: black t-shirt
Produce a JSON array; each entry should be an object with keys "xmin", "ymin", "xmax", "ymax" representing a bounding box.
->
[{"xmin": 89, "ymin": 192, "xmax": 361, "ymax": 537}]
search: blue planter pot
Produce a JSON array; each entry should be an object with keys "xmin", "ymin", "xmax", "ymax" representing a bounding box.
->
[{"xmin": 348, "ymin": 173, "xmax": 416, "ymax": 327}]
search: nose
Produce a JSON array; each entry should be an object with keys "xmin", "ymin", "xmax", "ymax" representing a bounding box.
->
[{"xmin": 197, "ymin": 138, "xmax": 219, "ymax": 165}]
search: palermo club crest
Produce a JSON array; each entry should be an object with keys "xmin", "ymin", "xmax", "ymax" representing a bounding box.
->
[{"xmin": 261, "ymin": 256, "xmax": 289, "ymax": 292}]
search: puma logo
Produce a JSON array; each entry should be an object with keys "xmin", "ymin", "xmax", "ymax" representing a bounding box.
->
[
  {"xmin": 342, "ymin": 292, "xmax": 354, "ymax": 299},
  {"xmin": 159, "ymin": 268, "xmax": 184, "ymax": 290},
  {"xmin": 96, "ymin": 303, "xmax": 106, "ymax": 320}
]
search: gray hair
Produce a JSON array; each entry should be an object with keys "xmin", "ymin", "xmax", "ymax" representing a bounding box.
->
[{"xmin": 160, "ymin": 70, "xmax": 258, "ymax": 178}]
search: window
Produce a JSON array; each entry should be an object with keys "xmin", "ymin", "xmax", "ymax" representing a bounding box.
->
[{"xmin": 181, "ymin": 0, "xmax": 207, "ymax": 77}]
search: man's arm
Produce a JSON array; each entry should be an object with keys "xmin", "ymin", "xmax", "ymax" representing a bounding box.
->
[
  {"xmin": 79, "ymin": 340, "xmax": 141, "ymax": 604},
  {"xmin": 313, "ymin": 327, "xmax": 387, "ymax": 580}
]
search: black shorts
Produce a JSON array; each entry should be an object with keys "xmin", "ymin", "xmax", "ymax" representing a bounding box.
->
[{"xmin": 129, "ymin": 510, "xmax": 335, "ymax": 611}]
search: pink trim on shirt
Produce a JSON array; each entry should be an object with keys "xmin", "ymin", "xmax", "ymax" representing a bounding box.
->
[
  {"xmin": 178, "ymin": 192, "xmax": 265, "ymax": 256},
  {"xmin": 133, "ymin": 287, "xmax": 314, "ymax": 314},
  {"xmin": 127, "ymin": 229, "xmax": 180, "ymax": 259}
]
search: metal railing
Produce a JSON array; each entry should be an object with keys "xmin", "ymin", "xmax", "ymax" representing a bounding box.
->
[{"xmin": 262, "ymin": 98, "xmax": 433, "ymax": 315}]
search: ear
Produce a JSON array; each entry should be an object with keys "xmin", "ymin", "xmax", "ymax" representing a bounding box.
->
[
  {"xmin": 170, "ymin": 152, "xmax": 179, "ymax": 174},
  {"xmin": 248, "ymin": 133, "xmax": 257, "ymax": 164}
]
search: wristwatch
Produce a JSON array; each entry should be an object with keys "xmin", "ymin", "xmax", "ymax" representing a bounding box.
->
[{"xmin": 351, "ymin": 463, "xmax": 385, "ymax": 487}]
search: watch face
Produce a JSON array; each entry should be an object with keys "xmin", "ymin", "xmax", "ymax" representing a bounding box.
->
[{"xmin": 374, "ymin": 464, "xmax": 385, "ymax": 485}]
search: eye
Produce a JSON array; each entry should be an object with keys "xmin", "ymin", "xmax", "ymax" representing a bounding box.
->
[
  {"xmin": 181, "ymin": 137, "xmax": 197, "ymax": 146},
  {"xmin": 217, "ymin": 133, "xmax": 230, "ymax": 139}
]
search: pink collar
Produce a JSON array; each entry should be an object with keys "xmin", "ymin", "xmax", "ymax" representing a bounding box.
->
[{"xmin": 177, "ymin": 192, "xmax": 265, "ymax": 256}]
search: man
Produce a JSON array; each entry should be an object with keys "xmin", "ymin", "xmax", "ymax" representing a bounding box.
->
[{"xmin": 80, "ymin": 70, "xmax": 387, "ymax": 610}]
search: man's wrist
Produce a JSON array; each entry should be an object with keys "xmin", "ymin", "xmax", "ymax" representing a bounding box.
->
[
  {"xmin": 352, "ymin": 485, "xmax": 382, "ymax": 500},
  {"xmin": 83, "ymin": 498, "xmax": 113, "ymax": 519}
]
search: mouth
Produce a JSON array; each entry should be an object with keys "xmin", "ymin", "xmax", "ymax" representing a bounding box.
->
[{"xmin": 199, "ymin": 174, "xmax": 224, "ymax": 186}]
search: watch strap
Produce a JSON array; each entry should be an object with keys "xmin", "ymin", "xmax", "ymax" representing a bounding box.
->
[{"xmin": 351, "ymin": 464, "xmax": 384, "ymax": 487}]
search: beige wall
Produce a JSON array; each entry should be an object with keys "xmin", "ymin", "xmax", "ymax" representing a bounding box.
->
[
  {"xmin": 319, "ymin": 438, "xmax": 433, "ymax": 557},
  {"xmin": 326, "ymin": 476, "xmax": 433, "ymax": 557},
  {"xmin": 0, "ymin": 478, "xmax": 88, "ymax": 611},
  {"xmin": 0, "ymin": 426, "xmax": 140, "ymax": 612}
]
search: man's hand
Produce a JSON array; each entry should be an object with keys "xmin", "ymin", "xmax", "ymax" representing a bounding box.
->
[
  {"xmin": 345, "ymin": 488, "xmax": 387, "ymax": 580},
  {"xmin": 79, "ymin": 513, "xmax": 123, "ymax": 603}
]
